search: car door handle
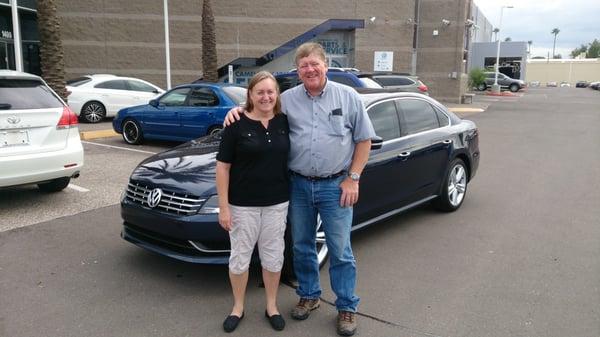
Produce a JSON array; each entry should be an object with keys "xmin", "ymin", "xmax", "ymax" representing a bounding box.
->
[
  {"xmin": 442, "ymin": 139, "xmax": 452, "ymax": 144},
  {"xmin": 397, "ymin": 151, "xmax": 411, "ymax": 158}
]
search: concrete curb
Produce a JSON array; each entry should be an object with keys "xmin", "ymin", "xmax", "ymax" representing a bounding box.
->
[
  {"xmin": 448, "ymin": 107, "xmax": 484, "ymax": 113},
  {"xmin": 79, "ymin": 129, "xmax": 119, "ymax": 140}
]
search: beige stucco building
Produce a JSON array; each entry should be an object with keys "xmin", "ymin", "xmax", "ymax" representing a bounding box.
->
[{"xmin": 525, "ymin": 59, "xmax": 600, "ymax": 86}]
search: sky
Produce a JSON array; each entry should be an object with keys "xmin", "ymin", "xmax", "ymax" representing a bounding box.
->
[{"xmin": 473, "ymin": 0, "xmax": 600, "ymax": 58}]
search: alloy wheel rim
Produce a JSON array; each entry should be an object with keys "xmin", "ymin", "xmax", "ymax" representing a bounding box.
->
[
  {"xmin": 315, "ymin": 215, "xmax": 328, "ymax": 265},
  {"xmin": 84, "ymin": 104, "xmax": 103, "ymax": 122},
  {"xmin": 123, "ymin": 121, "xmax": 139, "ymax": 143},
  {"xmin": 448, "ymin": 164, "xmax": 466, "ymax": 207}
]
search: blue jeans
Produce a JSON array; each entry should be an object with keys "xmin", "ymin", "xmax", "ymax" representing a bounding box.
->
[{"xmin": 289, "ymin": 174, "xmax": 360, "ymax": 312}]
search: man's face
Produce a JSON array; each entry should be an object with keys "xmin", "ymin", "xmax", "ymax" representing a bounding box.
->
[{"xmin": 297, "ymin": 53, "xmax": 328, "ymax": 93}]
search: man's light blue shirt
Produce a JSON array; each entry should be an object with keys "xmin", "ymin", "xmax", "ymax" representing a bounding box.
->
[{"xmin": 281, "ymin": 80, "xmax": 376, "ymax": 177}]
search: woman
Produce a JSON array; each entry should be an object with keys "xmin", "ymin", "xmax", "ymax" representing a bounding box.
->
[{"xmin": 216, "ymin": 71, "xmax": 289, "ymax": 332}]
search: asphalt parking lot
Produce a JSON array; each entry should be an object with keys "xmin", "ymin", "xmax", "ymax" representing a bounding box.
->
[{"xmin": 1, "ymin": 87, "xmax": 599, "ymax": 337}]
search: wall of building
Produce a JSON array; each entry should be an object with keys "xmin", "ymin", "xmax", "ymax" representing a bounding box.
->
[
  {"xmin": 469, "ymin": 41, "xmax": 528, "ymax": 79},
  {"xmin": 525, "ymin": 59, "xmax": 600, "ymax": 85}
]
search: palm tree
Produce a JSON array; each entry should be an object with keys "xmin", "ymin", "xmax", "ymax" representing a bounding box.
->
[
  {"xmin": 551, "ymin": 28, "xmax": 560, "ymax": 58},
  {"xmin": 37, "ymin": 0, "xmax": 68, "ymax": 100},
  {"xmin": 201, "ymin": 0, "xmax": 218, "ymax": 82}
]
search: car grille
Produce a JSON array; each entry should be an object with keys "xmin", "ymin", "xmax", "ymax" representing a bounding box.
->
[{"xmin": 125, "ymin": 181, "xmax": 206, "ymax": 215}]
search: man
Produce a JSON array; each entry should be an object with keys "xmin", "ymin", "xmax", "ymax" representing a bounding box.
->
[{"xmin": 225, "ymin": 42, "xmax": 375, "ymax": 336}]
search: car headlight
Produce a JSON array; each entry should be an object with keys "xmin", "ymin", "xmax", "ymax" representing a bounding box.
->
[{"xmin": 198, "ymin": 194, "xmax": 220, "ymax": 214}]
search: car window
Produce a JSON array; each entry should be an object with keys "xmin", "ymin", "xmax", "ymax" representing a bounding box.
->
[
  {"xmin": 399, "ymin": 99, "xmax": 440, "ymax": 135},
  {"xmin": 358, "ymin": 77, "xmax": 383, "ymax": 88},
  {"xmin": 127, "ymin": 80, "xmax": 157, "ymax": 93},
  {"xmin": 276, "ymin": 76, "xmax": 299, "ymax": 92},
  {"xmin": 0, "ymin": 79, "xmax": 63, "ymax": 109},
  {"xmin": 434, "ymin": 107, "xmax": 450, "ymax": 126},
  {"xmin": 222, "ymin": 86, "xmax": 247, "ymax": 105},
  {"xmin": 188, "ymin": 87, "xmax": 220, "ymax": 107},
  {"xmin": 66, "ymin": 76, "xmax": 92, "ymax": 87},
  {"xmin": 485, "ymin": 73, "xmax": 496, "ymax": 79},
  {"xmin": 375, "ymin": 76, "xmax": 414, "ymax": 86},
  {"xmin": 366, "ymin": 100, "xmax": 401, "ymax": 141},
  {"xmin": 159, "ymin": 87, "xmax": 190, "ymax": 106},
  {"xmin": 94, "ymin": 80, "xmax": 128, "ymax": 90},
  {"xmin": 328, "ymin": 74, "xmax": 356, "ymax": 87}
]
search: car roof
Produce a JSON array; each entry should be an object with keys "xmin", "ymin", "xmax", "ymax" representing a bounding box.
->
[
  {"xmin": 0, "ymin": 70, "xmax": 43, "ymax": 81},
  {"xmin": 171, "ymin": 82, "xmax": 246, "ymax": 90},
  {"xmin": 359, "ymin": 91, "xmax": 433, "ymax": 107}
]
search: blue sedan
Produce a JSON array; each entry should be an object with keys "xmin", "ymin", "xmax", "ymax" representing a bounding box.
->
[{"xmin": 112, "ymin": 83, "xmax": 246, "ymax": 144}]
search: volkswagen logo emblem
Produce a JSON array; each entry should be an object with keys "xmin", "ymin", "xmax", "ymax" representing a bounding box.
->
[
  {"xmin": 147, "ymin": 188, "xmax": 162, "ymax": 208},
  {"xmin": 7, "ymin": 116, "xmax": 21, "ymax": 124}
]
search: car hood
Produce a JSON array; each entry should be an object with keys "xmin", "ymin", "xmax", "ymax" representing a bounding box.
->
[{"xmin": 129, "ymin": 134, "xmax": 221, "ymax": 197}]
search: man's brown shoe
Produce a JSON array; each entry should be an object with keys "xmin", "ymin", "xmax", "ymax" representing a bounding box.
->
[
  {"xmin": 290, "ymin": 298, "xmax": 320, "ymax": 320},
  {"xmin": 336, "ymin": 311, "xmax": 357, "ymax": 336}
]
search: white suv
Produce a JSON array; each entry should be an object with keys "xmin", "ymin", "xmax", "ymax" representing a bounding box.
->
[{"xmin": 0, "ymin": 70, "xmax": 84, "ymax": 192}]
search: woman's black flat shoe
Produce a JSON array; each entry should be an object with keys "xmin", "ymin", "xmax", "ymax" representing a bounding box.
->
[
  {"xmin": 265, "ymin": 310, "xmax": 286, "ymax": 331},
  {"xmin": 223, "ymin": 312, "xmax": 244, "ymax": 333}
]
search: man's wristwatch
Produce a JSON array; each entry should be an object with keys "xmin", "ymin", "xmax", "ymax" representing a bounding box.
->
[{"xmin": 348, "ymin": 172, "xmax": 360, "ymax": 182}]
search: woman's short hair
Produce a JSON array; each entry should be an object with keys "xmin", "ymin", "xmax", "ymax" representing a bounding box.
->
[
  {"xmin": 294, "ymin": 42, "xmax": 327, "ymax": 66},
  {"xmin": 245, "ymin": 71, "xmax": 281, "ymax": 115}
]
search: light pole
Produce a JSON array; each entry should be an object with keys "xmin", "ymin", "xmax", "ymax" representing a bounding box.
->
[
  {"xmin": 492, "ymin": 5, "xmax": 513, "ymax": 94},
  {"xmin": 163, "ymin": 0, "xmax": 171, "ymax": 90}
]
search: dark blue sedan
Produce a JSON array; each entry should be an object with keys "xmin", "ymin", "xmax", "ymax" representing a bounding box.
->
[
  {"xmin": 112, "ymin": 83, "xmax": 246, "ymax": 144},
  {"xmin": 119, "ymin": 92, "xmax": 480, "ymax": 271}
]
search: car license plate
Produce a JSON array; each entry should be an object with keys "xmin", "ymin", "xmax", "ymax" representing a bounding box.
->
[{"xmin": 0, "ymin": 130, "xmax": 30, "ymax": 147}]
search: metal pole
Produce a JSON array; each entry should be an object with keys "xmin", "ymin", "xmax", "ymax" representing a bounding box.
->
[
  {"xmin": 492, "ymin": 5, "xmax": 512, "ymax": 94},
  {"xmin": 163, "ymin": 0, "xmax": 171, "ymax": 90},
  {"xmin": 10, "ymin": 0, "xmax": 23, "ymax": 72}
]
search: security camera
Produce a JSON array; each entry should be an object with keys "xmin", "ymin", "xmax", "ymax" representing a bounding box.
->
[
  {"xmin": 465, "ymin": 19, "xmax": 475, "ymax": 26},
  {"xmin": 369, "ymin": 16, "xmax": 376, "ymax": 23},
  {"xmin": 441, "ymin": 19, "xmax": 451, "ymax": 26}
]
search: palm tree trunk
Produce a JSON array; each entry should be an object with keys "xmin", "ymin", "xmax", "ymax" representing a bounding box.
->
[
  {"xmin": 37, "ymin": 0, "xmax": 68, "ymax": 100},
  {"xmin": 552, "ymin": 35, "xmax": 557, "ymax": 58},
  {"xmin": 202, "ymin": 0, "xmax": 218, "ymax": 82}
]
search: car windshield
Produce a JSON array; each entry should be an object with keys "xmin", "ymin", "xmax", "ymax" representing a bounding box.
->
[
  {"xmin": 0, "ymin": 79, "xmax": 63, "ymax": 109},
  {"xmin": 222, "ymin": 86, "xmax": 247, "ymax": 105},
  {"xmin": 66, "ymin": 76, "xmax": 92, "ymax": 87},
  {"xmin": 359, "ymin": 77, "xmax": 383, "ymax": 89}
]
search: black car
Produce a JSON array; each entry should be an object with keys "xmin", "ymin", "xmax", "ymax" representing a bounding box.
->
[
  {"xmin": 575, "ymin": 81, "xmax": 589, "ymax": 88},
  {"xmin": 119, "ymin": 92, "xmax": 480, "ymax": 269}
]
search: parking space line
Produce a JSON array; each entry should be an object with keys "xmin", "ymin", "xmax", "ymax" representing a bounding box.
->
[
  {"xmin": 67, "ymin": 183, "xmax": 90, "ymax": 192},
  {"xmin": 82, "ymin": 141, "xmax": 158, "ymax": 155}
]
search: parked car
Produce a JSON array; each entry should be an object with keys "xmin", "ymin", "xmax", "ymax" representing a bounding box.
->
[
  {"xmin": 478, "ymin": 72, "xmax": 526, "ymax": 92},
  {"xmin": 112, "ymin": 83, "xmax": 247, "ymax": 144},
  {"xmin": 529, "ymin": 81, "xmax": 541, "ymax": 87},
  {"xmin": 589, "ymin": 81, "xmax": 600, "ymax": 90},
  {"xmin": 118, "ymin": 92, "xmax": 480, "ymax": 270},
  {"xmin": 546, "ymin": 81, "xmax": 558, "ymax": 87},
  {"xmin": 559, "ymin": 81, "xmax": 571, "ymax": 87},
  {"xmin": 357, "ymin": 72, "xmax": 429, "ymax": 95},
  {"xmin": 0, "ymin": 70, "xmax": 83, "ymax": 192},
  {"xmin": 67, "ymin": 74, "xmax": 164, "ymax": 123},
  {"xmin": 275, "ymin": 68, "xmax": 382, "ymax": 93},
  {"xmin": 575, "ymin": 81, "xmax": 589, "ymax": 88}
]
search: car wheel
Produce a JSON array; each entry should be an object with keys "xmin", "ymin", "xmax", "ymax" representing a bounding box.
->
[
  {"xmin": 509, "ymin": 83, "xmax": 519, "ymax": 92},
  {"xmin": 477, "ymin": 83, "xmax": 487, "ymax": 91},
  {"xmin": 282, "ymin": 215, "xmax": 329, "ymax": 280},
  {"xmin": 122, "ymin": 119, "xmax": 144, "ymax": 145},
  {"xmin": 207, "ymin": 125, "xmax": 223, "ymax": 136},
  {"xmin": 38, "ymin": 177, "xmax": 70, "ymax": 192},
  {"xmin": 81, "ymin": 101, "xmax": 106, "ymax": 123},
  {"xmin": 433, "ymin": 158, "xmax": 468, "ymax": 212}
]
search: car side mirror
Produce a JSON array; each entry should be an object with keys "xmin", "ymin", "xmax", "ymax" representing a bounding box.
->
[
  {"xmin": 149, "ymin": 99, "xmax": 158, "ymax": 107},
  {"xmin": 371, "ymin": 136, "xmax": 383, "ymax": 150},
  {"xmin": 152, "ymin": 89, "xmax": 160, "ymax": 94}
]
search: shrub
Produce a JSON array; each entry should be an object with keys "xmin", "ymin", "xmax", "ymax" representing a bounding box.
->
[{"xmin": 469, "ymin": 68, "xmax": 486, "ymax": 89}]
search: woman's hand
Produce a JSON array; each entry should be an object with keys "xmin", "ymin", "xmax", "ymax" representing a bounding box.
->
[
  {"xmin": 223, "ymin": 107, "xmax": 244, "ymax": 126},
  {"xmin": 219, "ymin": 206, "xmax": 232, "ymax": 231}
]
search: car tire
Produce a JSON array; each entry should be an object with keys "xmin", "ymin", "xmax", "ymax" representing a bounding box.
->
[
  {"xmin": 477, "ymin": 83, "xmax": 487, "ymax": 91},
  {"xmin": 122, "ymin": 119, "xmax": 144, "ymax": 145},
  {"xmin": 207, "ymin": 125, "xmax": 223, "ymax": 136},
  {"xmin": 433, "ymin": 158, "xmax": 468, "ymax": 212},
  {"xmin": 282, "ymin": 215, "xmax": 329, "ymax": 280},
  {"xmin": 38, "ymin": 177, "xmax": 70, "ymax": 192},
  {"xmin": 80, "ymin": 101, "xmax": 106, "ymax": 123},
  {"xmin": 509, "ymin": 83, "xmax": 519, "ymax": 92}
]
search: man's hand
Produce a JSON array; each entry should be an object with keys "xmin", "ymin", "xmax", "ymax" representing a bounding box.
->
[
  {"xmin": 219, "ymin": 206, "xmax": 232, "ymax": 231},
  {"xmin": 223, "ymin": 106, "xmax": 245, "ymax": 126},
  {"xmin": 339, "ymin": 177, "xmax": 359, "ymax": 207}
]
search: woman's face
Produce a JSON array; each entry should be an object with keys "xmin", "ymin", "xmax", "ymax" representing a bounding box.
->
[{"xmin": 249, "ymin": 78, "xmax": 278, "ymax": 114}]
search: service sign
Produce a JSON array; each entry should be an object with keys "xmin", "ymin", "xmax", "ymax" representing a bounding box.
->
[{"xmin": 374, "ymin": 51, "xmax": 393, "ymax": 72}]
